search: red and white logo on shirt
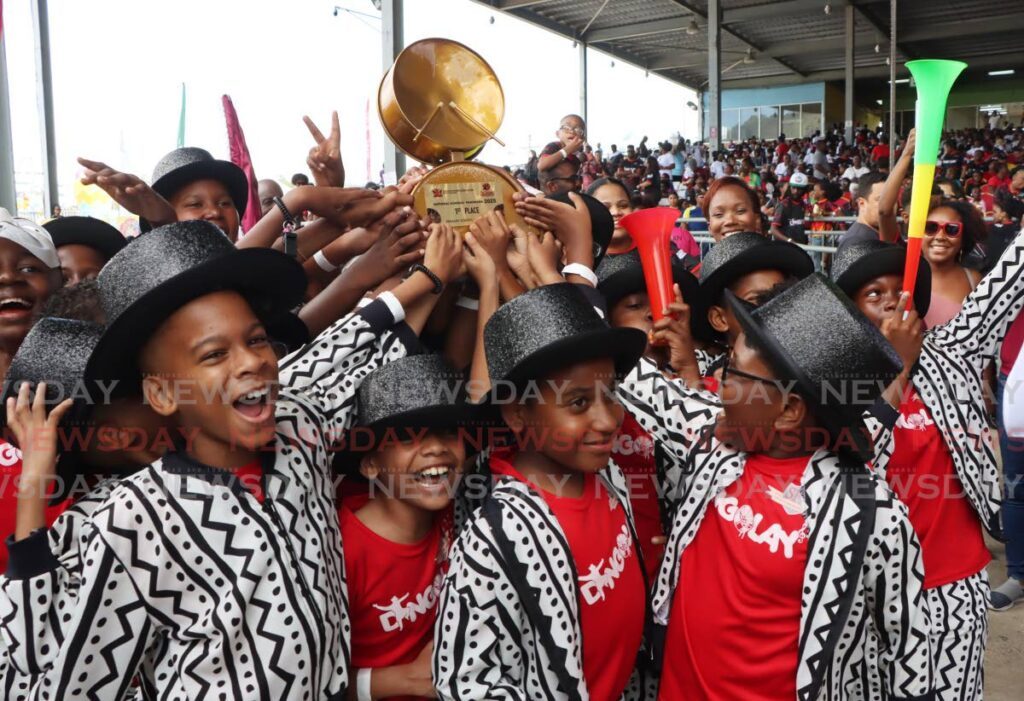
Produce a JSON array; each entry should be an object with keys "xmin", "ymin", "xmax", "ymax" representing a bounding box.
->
[
  {"xmin": 579, "ymin": 524, "xmax": 635, "ymax": 605},
  {"xmin": 714, "ymin": 489, "xmax": 808, "ymax": 560},
  {"xmin": 896, "ymin": 407, "xmax": 935, "ymax": 431},
  {"xmin": 373, "ymin": 571, "xmax": 444, "ymax": 632}
]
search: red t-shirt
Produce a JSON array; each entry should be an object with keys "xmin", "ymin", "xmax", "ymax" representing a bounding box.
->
[
  {"xmin": 232, "ymin": 460, "xmax": 264, "ymax": 503},
  {"xmin": 871, "ymin": 144, "xmax": 891, "ymax": 162},
  {"xmin": 613, "ymin": 412, "xmax": 664, "ymax": 581},
  {"xmin": 0, "ymin": 439, "xmax": 73, "ymax": 573},
  {"xmin": 886, "ymin": 391, "xmax": 990, "ymax": 589},
  {"xmin": 1000, "ymin": 313, "xmax": 1024, "ymax": 374},
  {"xmin": 659, "ymin": 453, "xmax": 810, "ymax": 701},
  {"xmin": 490, "ymin": 452, "xmax": 645, "ymax": 700},
  {"xmin": 341, "ymin": 507, "xmax": 447, "ymax": 701}
]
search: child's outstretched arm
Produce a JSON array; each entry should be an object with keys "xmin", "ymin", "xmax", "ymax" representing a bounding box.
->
[{"xmin": 6, "ymin": 383, "xmax": 73, "ymax": 542}]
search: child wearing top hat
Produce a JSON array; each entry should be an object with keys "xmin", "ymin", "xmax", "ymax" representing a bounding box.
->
[
  {"xmin": 342, "ymin": 355, "xmax": 479, "ymax": 701},
  {"xmin": 831, "ymin": 234, "xmax": 1024, "ymax": 700},
  {"xmin": 10, "ymin": 216, "xmax": 462, "ymax": 698},
  {"xmin": 696, "ymin": 232, "xmax": 814, "ymax": 378},
  {"xmin": 594, "ymin": 250, "xmax": 704, "ymax": 580},
  {"xmin": 42, "ymin": 216, "xmax": 126, "ymax": 285},
  {"xmin": 0, "ymin": 317, "xmax": 167, "ymax": 698},
  {"xmin": 614, "ymin": 274, "xmax": 934, "ymax": 699},
  {"xmin": 434, "ymin": 283, "xmax": 653, "ymax": 700}
]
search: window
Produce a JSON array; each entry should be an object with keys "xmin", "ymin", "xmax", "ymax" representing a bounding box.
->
[
  {"xmin": 739, "ymin": 107, "xmax": 759, "ymax": 140},
  {"xmin": 781, "ymin": 104, "xmax": 801, "ymax": 139},
  {"xmin": 759, "ymin": 105, "xmax": 779, "ymax": 140},
  {"xmin": 800, "ymin": 102, "xmax": 822, "ymax": 137},
  {"xmin": 721, "ymin": 108, "xmax": 740, "ymax": 141}
]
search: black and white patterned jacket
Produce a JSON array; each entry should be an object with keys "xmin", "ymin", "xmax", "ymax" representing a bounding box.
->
[
  {"xmin": 876, "ymin": 231, "xmax": 1024, "ymax": 538},
  {"xmin": 0, "ymin": 299, "xmax": 412, "ymax": 700},
  {"xmin": 433, "ymin": 462, "xmax": 655, "ymax": 701},
  {"xmin": 0, "ymin": 480, "xmax": 119, "ymax": 701},
  {"xmin": 616, "ymin": 358, "xmax": 934, "ymax": 701}
]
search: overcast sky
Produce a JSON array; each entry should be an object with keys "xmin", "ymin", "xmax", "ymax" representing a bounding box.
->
[{"xmin": 4, "ymin": 0, "xmax": 697, "ymax": 220}]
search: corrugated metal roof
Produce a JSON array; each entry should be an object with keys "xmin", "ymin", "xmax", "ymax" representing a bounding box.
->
[{"xmin": 472, "ymin": 0, "xmax": 1024, "ymax": 90}]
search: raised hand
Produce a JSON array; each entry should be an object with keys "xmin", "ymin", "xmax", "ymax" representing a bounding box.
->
[
  {"xmin": 649, "ymin": 284, "xmax": 701, "ymax": 380},
  {"xmin": 463, "ymin": 230, "xmax": 498, "ymax": 286},
  {"xmin": 304, "ymin": 111, "xmax": 344, "ymax": 188},
  {"xmin": 526, "ymin": 232, "xmax": 564, "ymax": 286},
  {"xmin": 564, "ymin": 133, "xmax": 585, "ymax": 155},
  {"xmin": 78, "ymin": 157, "xmax": 176, "ymax": 226},
  {"xmin": 423, "ymin": 223, "xmax": 462, "ymax": 285},
  {"xmin": 466, "ymin": 210, "xmax": 511, "ymax": 273},
  {"xmin": 6, "ymin": 383, "xmax": 73, "ymax": 483},
  {"xmin": 880, "ymin": 292, "xmax": 924, "ymax": 371},
  {"xmin": 297, "ymin": 187, "xmax": 413, "ymax": 230},
  {"xmin": 514, "ymin": 191, "xmax": 593, "ymax": 269},
  {"xmin": 506, "ymin": 224, "xmax": 539, "ymax": 290}
]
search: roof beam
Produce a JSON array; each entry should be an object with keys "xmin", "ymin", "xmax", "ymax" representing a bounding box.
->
[
  {"xmin": 648, "ymin": 52, "xmax": 706, "ymax": 71},
  {"xmin": 720, "ymin": 51, "xmax": 1024, "ymax": 88},
  {"xmin": 667, "ymin": 0, "xmax": 806, "ymax": 77},
  {"xmin": 851, "ymin": 2, "xmax": 913, "ymax": 61},
  {"xmin": 584, "ymin": 16, "xmax": 688, "ymax": 43},
  {"xmin": 900, "ymin": 13, "xmax": 1024, "ymax": 43},
  {"xmin": 495, "ymin": 0, "xmax": 551, "ymax": 9},
  {"xmin": 762, "ymin": 31, "xmax": 874, "ymax": 58},
  {"xmin": 722, "ymin": 0, "xmax": 846, "ymax": 24}
]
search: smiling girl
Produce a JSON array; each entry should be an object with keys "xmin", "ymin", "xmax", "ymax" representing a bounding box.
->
[{"xmin": 922, "ymin": 199, "xmax": 986, "ymax": 328}]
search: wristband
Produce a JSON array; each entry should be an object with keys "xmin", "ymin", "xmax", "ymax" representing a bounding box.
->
[
  {"xmin": 562, "ymin": 263, "xmax": 598, "ymax": 286},
  {"xmin": 559, "ymin": 148, "xmax": 568, "ymax": 160},
  {"xmin": 410, "ymin": 263, "xmax": 444, "ymax": 294},
  {"xmin": 356, "ymin": 668, "xmax": 372, "ymax": 701},
  {"xmin": 376, "ymin": 290, "xmax": 407, "ymax": 323},
  {"xmin": 313, "ymin": 250, "xmax": 339, "ymax": 272},
  {"xmin": 456, "ymin": 296, "xmax": 480, "ymax": 311}
]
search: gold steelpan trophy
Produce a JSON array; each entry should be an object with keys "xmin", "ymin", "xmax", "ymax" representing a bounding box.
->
[{"xmin": 379, "ymin": 38, "xmax": 535, "ymax": 235}]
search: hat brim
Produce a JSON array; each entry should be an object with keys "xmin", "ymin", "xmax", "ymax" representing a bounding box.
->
[
  {"xmin": 490, "ymin": 326, "xmax": 647, "ymax": 403},
  {"xmin": 834, "ymin": 246, "xmax": 932, "ymax": 318},
  {"xmin": 599, "ymin": 265, "xmax": 711, "ymax": 341},
  {"xmin": 726, "ymin": 290, "xmax": 872, "ymax": 461},
  {"xmin": 335, "ymin": 403, "xmax": 486, "ymax": 474},
  {"xmin": 701, "ymin": 241, "xmax": 814, "ymax": 309},
  {"xmin": 147, "ymin": 159, "xmax": 249, "ymax": 227},
  {"xmin": 45, "ymin": 217, "xmax": 127, "ymax": 261},
  {"xmin": 86, "ymin": 249, "xmax": 306, "ymax": 391}
]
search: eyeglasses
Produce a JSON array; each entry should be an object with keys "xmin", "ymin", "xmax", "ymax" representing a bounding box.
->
[
  {"xmin": 720, "ymin": 352, "xmax": 787, "ymax": 392},
  {"xmin": 560, "ymin": 124, "xmax": 586, "ymax": 137},
  {"xmin": 924, "ymin": 220, "xmax": 963, "ymax": 237}
]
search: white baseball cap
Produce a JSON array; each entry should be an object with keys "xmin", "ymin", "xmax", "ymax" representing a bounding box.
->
[
  {"xmin": 0, "ymin": 208, "xmax": 60, "ymax": 269},
  {"xmin": 789, "ymin": 172, "xmax": 809, "ymax": 188}
]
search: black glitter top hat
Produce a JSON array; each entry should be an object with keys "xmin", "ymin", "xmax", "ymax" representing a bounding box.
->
[
  {"xmin": 150, "ymin": 147, "xmax": 248, "ymax": 214},
  {"xmin": 357, "ymin": 355, "xmax": 478, "ymax": 434},
  {"xmin": 699, "ymin": 232, "xmax": 814, "ymax": 306},
  {"xmin": 548, "ymin": 191, "xmax": 615, "ymax": 268},
  {"xmin": 831, "ymin": 240, "xmax": 932, "ymax": 317},
  {"xmin": 595, "ymin": 248, "xmax": 710, "ymax": 340},
  {"xmin": 1, "ymin": 318, "xmax": 105, "ymax": 482},
  {"xmin": 87, "ymin": 220, "xmax": 306, "ymax": 391},
  {"xmin": 484, "ymin": 283, "xmax": 646, "ymax": 389},
  {"xmin": 728, "ymin": 273, "xmax": 902, "ymax": 462},
  {"xmin": 43, "ymin": 216, "xmax": 126, "ymax": 262}
]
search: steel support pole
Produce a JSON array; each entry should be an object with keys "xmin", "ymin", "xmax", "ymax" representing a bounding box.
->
[
  {"xmin": 30, "ymin": 0, "xmax": 58, "ymax": 214},
  {"xmin": 578, "ymin": 41, "xmax": 588, "ymax": 124},
  {"xmin": 0, "ymin": 36, "xmax": 16, "ymax": 213},
  {"xmin": 888, "ymin": 0, "xmax": 897, "ymax": 157},
  {"xmin": 708, "ymin": 0, "xmax": 722, "ymax": 151},
  {"xmin": 381, "ymin": 0, "xmax": 405, "ymax": 183},
  {"xmin": 844, "ymin": 3, "xmax": 855, "ymax": 144}
]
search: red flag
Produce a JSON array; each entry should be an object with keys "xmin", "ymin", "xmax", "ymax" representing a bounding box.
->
[{"xmin": 221, "ymin": 95, "xmax": 260, "ymax": 234}]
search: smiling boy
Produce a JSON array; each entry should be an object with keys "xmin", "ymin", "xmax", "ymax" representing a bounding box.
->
[{"xmin": 12, "ymin": 215, "xmax": 461, "ymax": 699}]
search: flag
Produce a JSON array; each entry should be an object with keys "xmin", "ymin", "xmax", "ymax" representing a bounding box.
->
[
  {"xmin": 176, "ymin": 83, "xmax": 186, "ymax": 148},
  {"xmin": 222, "ymin": 95, "xmax": 260, "ymax": 235}
]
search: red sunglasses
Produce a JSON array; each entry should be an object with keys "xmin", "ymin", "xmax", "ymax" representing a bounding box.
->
[{"xmin": 924, "ymin": 220, "xmax": 963, "ymax": 237}]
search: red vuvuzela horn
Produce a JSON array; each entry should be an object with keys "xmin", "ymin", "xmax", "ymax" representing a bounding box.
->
[{"xmin": 617, "ymin": 207, "xmax": 679, "ymax": 323}]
